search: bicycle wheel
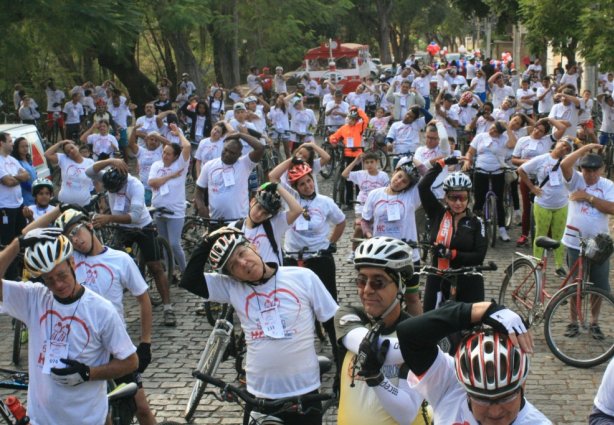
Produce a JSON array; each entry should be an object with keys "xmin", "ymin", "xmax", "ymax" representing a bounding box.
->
[
  {"xmin": 204, "ymin": 302, "xmax": 229, "ymax": 327},
  {"xmin": 487, "ymin": 195, "xmax": 497, "ymax": 248},
  {"xmin": 503, "ymin": 185, "xmax": 513, "ymax": 229},
  {"xmin": 181, "ymin": 218, "xmax": 208, "ymax": 255},
  {"xmin": 543, "ymin": 284, "xmax": 614, "ymax": 368},
  {"xmin": 606, "ymin": 143, "xmax": 614, "ymax": 179},
  {"xmin": 499, "ymin": 258, "xmax": 540, "ymax": 325},
  {"xmin": 184, "ymin": 334, "xmax": 228, "ymax": 422},
  {"xmin": 319, "ymin": 143, "xmax": 335, "ymax": 179},
  {"xmin": 12, "ymin": 319, "xmax": 24, "ymax": 366},
  {"xmin": 332, "ymin": 170, "xmax": 345, "ymax": 207}
]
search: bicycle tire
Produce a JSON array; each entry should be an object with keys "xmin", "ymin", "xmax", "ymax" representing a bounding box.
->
[
  {"xmin": 543, "ymin": 284, "xmax": 614, "ymax": 368},
  {"xmin": 181, "ymin": 218, "xmax": 208, "ymax": 255},
  {"xmin": 12, "ymin": 320, "xmax": 23, "ymax": 366},
  {"xmin": 332, "ymin": 170, "xmax": 345, "ymax": 207},
  {"xmin": 606, "ymin": 143, "xmax": 614, "ymax": 179},
  {"xmin": 204, "ymin": 302, "xmax": 229, "ymax": 328},
  {"xmin": 487, "ymin": 195, "xmax": 497, "ymax": 248},
  {"xmin": 503, "ymin": 184, "xmax": 513, "ymax": 229},
  {"xmin": 499, "ymin": 258, "xmax": 540, "ymax": 325},
  {"xmin": 158, "ymin": 236, "xmax": 174, "ymax": 283},
  {"xmin": 184, "ymin": 334, "xmax": 228, "ymax": 422},
  {"xmin": 319, "ymin": 143, "xmax": 335, "ymax": 179}
]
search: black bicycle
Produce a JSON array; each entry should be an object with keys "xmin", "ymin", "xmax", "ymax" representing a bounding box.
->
[{"xmin": 0, "ymin": 368, "xmax": 28, "ymax": 425}]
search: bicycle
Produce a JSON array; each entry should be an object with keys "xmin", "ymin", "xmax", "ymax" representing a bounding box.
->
[
  {"xmin": 256, "ymin": 144, "xmax": 280, "ymax": 187},
  {"xmin": 184, "ymin": 304, "xmax": 247, "ymax": 422},
  {"xmin": 0, "ymin": 369, "xmax": 28, "ymax": 425},
  {"xmin": 45, "ymin": 112, "xmax": 63, "ymax": 145},
  {"xmin": 361, "ymin": 128, "xmax": 391, "ymax": 172},
  {"xmin": 288, "ymin": 130, "xmax": 314, "ymax": 154},
  {"xmin": 599, "ymin": 131, "xmax": 614, "ymax": 179},
  {"xmin": 416, "ymin": 262, "xmax": 498, "ymax": 354},
  {"xmin": 499, "ymin": 224, "xmax": 614, "ymax": 367},
  {"xmin": 474, "ymin": 167, "xmax": 510, "ymax": 248},
  {"xmin": 191, "ymin": 368, "xmax": 335, "ymax": 425},
  {"xmin": 107, "ymin": 381, "xmax": 139, "ymax": 425},
  {"xmin": 319, "ymin": 137, "xmax": 343, "ymax": 180},
  {"xmin": 331, "ymin": 146, "xmax": 365, "ymax": 208},
  {"xmin": 185, "ymin": 141, "xmax": 200, "ymax": 194},
  {"xmin": 0, "ymin": 243, "xmax": 28, "ymax": 367}
]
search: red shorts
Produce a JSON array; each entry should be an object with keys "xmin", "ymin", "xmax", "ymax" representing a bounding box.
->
[{"xmin": 46, "ymin": 112, "xmax": 65, "ymax": 128}]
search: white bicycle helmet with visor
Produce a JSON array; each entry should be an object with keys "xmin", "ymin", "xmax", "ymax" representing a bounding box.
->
[{"xmin": 443, "ymin": 172, "xmax": 472, "ymax": 192}]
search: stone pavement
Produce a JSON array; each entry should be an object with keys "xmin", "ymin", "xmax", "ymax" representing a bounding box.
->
[{"xmin": 0, "ymin": 174, "xmax": 610, "ymax": 424}]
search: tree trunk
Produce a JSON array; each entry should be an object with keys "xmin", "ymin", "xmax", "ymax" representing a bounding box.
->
[
  {"xmin": 375, "ymin": 0, "xmax": 393, "ymax": 63},
  {"xmin": 209, "ymin": 0, "xmax": 240, "ymax": 88},
  {"xmin": 162, "ymin": 30, "xmax": 203, "ymax": 96}
]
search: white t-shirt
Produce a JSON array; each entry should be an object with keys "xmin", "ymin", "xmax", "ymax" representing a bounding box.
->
[
  {"xmin": 74, "ymin": 247, "xmax": 148, "ymax": 323},
  {"xmin": 107, "ymin": 175, "xmax": 152, "ymax": 228},
  {"xmin": 282, "ymin": 183, "xmax": 346, "ymax": 258},
  {"xmin": 107, "ymin": 97, "xmax": 130, "ymax": 129},
  {"xmin": 475, "ymin": 116, "xmax": 494, "ymax": 135},
  {"xmin": 512, "ymin": 135, "xmax": 553, "ymax": 160},
  {"xmin": 450, "ymin": 103, "xmax": 477, "ymax": 127},
  {"xmin": 579, "ymin": 98, "xmax": 594, "ymax": 123},
  {"xmin": 600, "ymin": 100, "xmax": 614, "ymax": 133},
  {"xmin": 549, "ymin": 100, "xmax": 584, "ymax": 138},
  {"xmin": 466, "ymin": 63, "xmax": 477, "ymax": 79},
  {"xmin": 386, "ymin": 119, "xmax": 426, "ymax": 154},
  {"xmin": 563, "ymin": 172, "xmax": 614, "ymax": 250},
  {"xmin": 135, "ymin": 145, "xmax": 163, "ymax": 189},
  {"xmin": 197, "ymin": 155, "xmax": 257, "ymax": 220},
  {"xmin": 0, "ymin": 281, "xmax": 136, "ymax": 425},
  {"xmin": 231, "ymin": 212, "xmax": 289, "ymax": 265},
  {"xmin": 179, "ymin": 80, "xmax": 197, "ymax": 96},
  {"xmin": 414, "ymin": 145, "xmax": 452, "ymax": 199},
  {"xmin": 537, "ymin": 86, "xmax": 555, "ymax": 114},
  {"xmin": 273, "ymin": 75, "xmax": 287, "ymax": 93},
  {"xmin": 87, "ymin": 133, "xmax": 119, "ymax": 159},
  {"xmin": 411, "ymin": 76, "xmax": 430, "ymax": 97},
  {"xmin": 492, "ymin": 107, "xmax": 514, "ymax": 123},
  {"xmin": 194, "ymin": 137, "xmax": 224, "ymax": 168},
  {"xmin": 149, "ymin": 155, "xmax": 189, "ymax": 218},
  {"xmin": 491, "ymin": 84, "xmax": 515, "ymax": 109},
  {"xmin": 204, "ymin": 267, "xmax": 338, "ymax": 398},
  {"xmin": 324, "ymin": 101, "xmax": 350, "ymax": 127},
  {"xmin": 528, "ymin": 63, "xmax": 542, "ymax": 78},
  {"xmin": 281, "ymin": 158, "xmax": 323, "ymax": 194},
  {"xmin": 472, "ymin": 76, "xmax": 486, "ymax": 93},
  {"xmin": 520, "ymin": 153, "xmax": 568, "ymax": 209},
  {"xmin": 268, "ymin": 106, "xmax": 290, "ymax": 133},
  {"xmin": 289, "ymin": 107, "xmax": 317, "ymax": 134},
  {"xmin": 594, "ymin": 357, "xmax": 614, "ymax": 417},
  {"xmin": 346, "ymin": 92, "xmax": 369, "ymax": 111},
  {"xmin": 348, "ymin": 170, "xmax": 390, "ymax": 214},
  {"xmin": 517, "ymin": 88, "xmax": 536, "ymax": 110},
  {"xmin": 26, "ymin": 204, "xmax": 54, "ymax": 221},
  {"xmin": 0, "ymin": 154, "xmax": 25, "ymax": 208},
  {"xmin": 45, "ymin": 88, "xmax": 65, "ymax": 112},
  {"xmin": 247, "ymin": 74, "xmax": 262, "ymax": 94},
  {"xmin": 560, "ymin": 73, "xmax": 578, "ymax": 91},
  {"xmin": 57, "ymin": 154, "xmax": 94, "ymax": 206},
  {"xmin": 471, "ymin": 132, "xmax": 509, "ymax": 173},
  {"xmin": 362, "ymin": 187, "xmax": 421, "ymax": 261},
  {"xmin": 135, "ymin": 115, "xmax": 159, "ymax": 145},
  {"xmin": 63, "ymin": 101, "xmax": 84, "ymax": 124},
  {"xmin": 406, "ymin": 350, "xmax": 551, "ymax": 425}
]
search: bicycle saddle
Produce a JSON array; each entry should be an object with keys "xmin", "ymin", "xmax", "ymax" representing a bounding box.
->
[
  {"xmin": 107, "ymin": 382, "xmax": 138, "ymax": 402},
  {"xmin": 535, "ymin": 236, "xmax": 560, "ymax": 250}
]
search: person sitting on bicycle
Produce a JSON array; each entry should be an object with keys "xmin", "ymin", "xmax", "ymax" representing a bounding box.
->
[
  {"xmin": 560, "ymin": 144, "xmax": 614, "ymax": 339},
  {"xmin": 590, "ymin": 357, "xmax": 614, "ymax": 424},
  {"xmin": 419, "ymin": 158, "xmax": 488, "ymax": 312},
  {"xmin": 269, "ymin": 141, "xmax": 331, "ymax": 194},
  {"xmin": 335, "ymin": 236, "xmax": 432, "ymax": 425},
  {"xmin": 463, "ymin": 120, "xmax": 518, "ymax": 242},
  {"xmin": 0, "ymin": 228, "xmax": 138, "ymax": 425},
  {"xmin": 329, "ymin": 106, "xmax": 370, "ymax": 209},
  {"xmin": 413, "ymin": 121, "xmax": 451, "ymax": 200},
  {"xmin": 385, "ymin": 105, "xmax": 433, "ymax": 167},
  {"xmin": 86, "ymin": 159, "xmax": 177, "ymax": 326},
  {"xmin": 230, "ymin": 182, "xmax": 302, "ymax": 265},
  {"xmin": 80, "ymin": 119, "xmax": 120, "ymax": 160},
  {"xmin": 324, "ymin": 89, "xmax": 350, "ymax": 133},
  {"xmin": 361, "ymin": 163, "xmax": 423, "ymax": 316},
  {"xmin": 180, "ymin": 227, "xmax": 339, "ymax": 425},
  {"xmin": 396, "ymin": 301, "xmax": 549, "ymax": 424},
  {"xmin": 341, "ymin": 152, "xmax": 390, "ymax": 262},
  {"xmin": 288, "ymin": 96, "xmax": 317, "ymax": 151},
  {"xmin": 268, "ymin": 94, "xmax": 292, "ymax": 158}
]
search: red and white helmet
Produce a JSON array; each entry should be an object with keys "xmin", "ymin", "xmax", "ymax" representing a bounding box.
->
[
  {"xmin": 287, "ymin": 163, "xmax": 313, "ymax": 184},
  {"xmin": 455, "ymin": 330, "xmax": 530, "ymax": 398}
]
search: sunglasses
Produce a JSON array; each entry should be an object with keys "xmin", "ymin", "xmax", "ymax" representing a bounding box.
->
[
  {"xmin": 67, "ymin": 223, "xmax": 86, "ymax": 241},
  {"xmin": 469, "ymin": 389, "xmax": 521, "ymax": 407},
  {"xmin": 355, "ymin": 275, "xmax": 395, "ymax": 290},
  {"xmin": 447, "ymin": 194, "xmax": 469, "ymax": 203}
]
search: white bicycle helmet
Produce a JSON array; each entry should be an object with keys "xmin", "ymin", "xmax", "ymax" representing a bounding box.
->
[
  {"xmin": 455, "ymin": 330, "xmax": 530, "ymax": 398},
  {"xmin": 24, "ymin": 234, "xmax": 74, "ymax": 278},
  {"xmin": 56, "ymin": 209, "xmax": 88, "ymax": 232},
  {"xmin": 31, "ymin": 178, "xmax": 54, "ymax": 195},
  {"xmin": 443, "ymin": 172, "xmax": 472, "ymax": 192},
  {"xmin": 209, "ymin": 229, "xmax": 249, "ymax": 274},
  {"xmin": 353, "ymin": 237, "xmax": 414, "ymax": 274}
]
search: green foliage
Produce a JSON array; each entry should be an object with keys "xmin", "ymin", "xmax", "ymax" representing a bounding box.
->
[{"xmin": 578, "ymin": 0, "xmax": 614, "ymax": 70}]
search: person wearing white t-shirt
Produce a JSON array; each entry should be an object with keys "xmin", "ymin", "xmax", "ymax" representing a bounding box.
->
[
  {"xmin": 270, "ymin": 142, "xmax": 331, "ymax": 195},
  {"xmin": 470, "ymin": 68, "xmax": 487, "ymax": 103},
  {"xmin": 247, "ymin": 66, "xmax": 263, "ymax": 95},
  {"xmin": 516, "ymin": 79, "xmax": 536, "ymax": 116},
  {"xmin": 362, "ymin": 164, "xmax": 423, "ymax": 316},
  {"xmin": 195, "ymin": 131, "xmax": 265, "ymax": 224},
  {"xmin": 81, "ymin": 119, "xmax": 119, "ymax": 160},
  {"xmin": 596, "ymin": 93, "xmax": 614, "ymax": 145},
  {"xmin": 273, "ymin": 66, "xmax": 288, "ymax": 94},
  {"xmin": 62, "ymin": 92, "xmax": 84, "ymax": 141},
  {"xmin": 488, "ymin": 72, "xmax": 515, "ymax": 108},
  {"xmin": 413, "ymin": 122, "xmax": 451, "ymax": 200},
  {"xmin": 244, "ymin": 95, "xmax": 269, "ymax": 135},
  {"xmin": 434, "ymin": 92, "xmax": 460, "ymax": 143},
  {"xmin": 268, "ymin": 95, "xmax": 292, "ymax": 158},
  {"xmin": 548, "ymin": 88, "xmax": 585, "ymax": 138},
  {"xmin": 411, "ymin": 68, "xmax": 432, "ymax": 111},
  {"xmin": 45, "ymin": 79, "xmax": 66, "ymax": 139},
  {"xmin": 289, "ymin": 97, "xmax": 317, "ymax": 146},
  {"xmin": 324, "ymin": 90, "xmax": 350, "ymax": 131},
  {"xmin": 560, "ymin": 65, "xmax": 579, "ymax": 92},
  {"xmin": 44, "ymin": 139, "xmax": 95, "ymax": 207},
  {"xmin": 107, "ymin": 92, "xmax": 133, "ymax": 156},
  {"xmin": 560, "ymin": 145, "xmax": 614, "ymax": 339},
  {"xmin": 134, "ymin": 103, "xmax": 159, "ymax": 146},
  {"xmin": 179, "ymin": 73, "xmax": 197, "ymax": 96},
  {"xmin": 518, "ymin": 138, "xmax": 573, "ymax": 275},
  {"xmin": 148, "ymin": 126, "xmax": 191, "ymax": 274},
  {"xmin": 194, "ymin": 121, "xmax": 229, "ymax": 177},
  {"xmin": 396, "ymin": 301, "xmax": 548, "ymax": 425},
  {"xmin": 0, "ymin": 229, "xmax": 138, "ymax": 425},
  {"xmin": 469, "ymin": 101, "xmax": 496, "ymax": 135},
  {"xmin": 386, "ymin": 107, "xmax": 430, "ymax": 159},
  {"xmin": 590, "ymin": 357, "xmax": 614, "ymax": 423},
  {"xmin": 180, "ymin": 227, "xmax": 338, "ymax": 423},
  {"xmin": 536, "ymin": 76, "xmax": 556, "ymax": 117},
  {"xmin": 128, "ymin": 124, "xmax": 167, "ymax": 206}
]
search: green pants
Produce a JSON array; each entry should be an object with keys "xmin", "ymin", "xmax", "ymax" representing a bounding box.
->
[{"xmin": 533, "ymin": 203, "xmax": 568, "ymax": 268}]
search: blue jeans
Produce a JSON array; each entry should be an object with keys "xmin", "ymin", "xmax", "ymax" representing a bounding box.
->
[
  {"xmin": 599, "ymin": 132, "xmax": 614, "ymax": 146},
  {"xmin": 566, "ymin": 247, "xmax": 610, "ymax": 292},
  {"xmin": 424, "ymin": 96, "xmax": 430, "ymax": 112}
]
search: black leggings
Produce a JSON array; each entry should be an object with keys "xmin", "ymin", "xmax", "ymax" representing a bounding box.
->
[
  {"xmin": 343, "ymin": 156, "xmax": 361, "ymax": 206},
  {"xmin": 423, "ymin": 274, "xmax": 485, "ymax": 312},
  {"xmin": 1, "ymin": 206, "xmax": 27, "ymax": 280},
  {"xmin": 472, "ymin": 172, "xmax": 506, "ymax": 227}
]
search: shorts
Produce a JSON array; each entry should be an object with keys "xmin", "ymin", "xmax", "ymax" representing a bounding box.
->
[
  {"xmin": 47, "ymin": 112, "xmax": 64, "ymax": 127},
  {"xmin": 404, "ymin": 260, "xmax": 421, "ymax": 294},
  {"xmin": 121, "ymin": 226, "xmax": 161, "ymax": 262},
  {"xmin": 117, "ymin": 128, "xmax": 128, "ymax": 149},
  {"xmin": 270, "ymin": 130, "xmax": 290, "ymax": 141},
  {"xmin": 248, "ymin": 169, "xmax": 259, "ymax": 191}
]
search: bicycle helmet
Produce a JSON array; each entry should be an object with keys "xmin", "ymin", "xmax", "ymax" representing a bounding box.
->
[
  {"xmin": 460, "ymin": 91, "xmax": 474, "ymax": 104},
  {"xmin": 287, "ymin": 163, "xmax": 313, "ymax": 184},
  {"xmin": 32, "ymin": 178, "xmax": 54, "ymax": 195},
  {"xmin": 348, "ymin": 106, "xmax": 359, "ymax": 119},
  {"xmin": 209, "ymin": 230, "xmax": 249, "ymax": 274},
  {"xmin": 354, "ymin": 237, "xmax": 414, "ymax": 274},
  {"xmin": 394, "ymin": 163, "xmax": 420, "ymax": 190},
  {"xmin": 101, "ymin": 167, "xmax": 127, "ymax": 193},
  {"xmin": 455, "ymin": 330, "xmax": 530, "ymax": 399},
  {"xmin": 443, "ymin": 172, "xmax": 472, "ymax": 192},
  {"xmin": 56, "ymin": 209, "xmax": 88, "ymax": 232},
  {"xmin": 254, "ymin": 189, "xmax": 282, "ymax": 215},
  {"xmin": 24, "ymin": 234, "xmax": 74, "ymax": 278}
]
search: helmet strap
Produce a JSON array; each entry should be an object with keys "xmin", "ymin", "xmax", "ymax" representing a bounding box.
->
[{"xmin": 299, "ymin": 191, "xmax": 317, "ymax": 201}]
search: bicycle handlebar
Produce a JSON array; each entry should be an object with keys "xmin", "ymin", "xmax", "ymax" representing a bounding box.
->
[
  {"xmin": 418, "ymin": 261, "xmax": 498, "ymax": 277},
  {"xmin": 193, "ymin": 371, "xmax": 334, "ymax": 409}
]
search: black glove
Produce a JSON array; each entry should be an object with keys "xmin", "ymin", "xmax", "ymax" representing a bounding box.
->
[
  {"xmin": 443, "ymin": 156, "xmax": 459, "ymax": 166},
  {"xmin": 136, "ymin": 342, "xmax": 152, "ymax": 373},
  {"xmin": 291, "ymin": 157, "xmax": 304, "ymax": 165},
  {"xmin": 357, "ymin": 323, "xmax": 390, "ymax": 387},
  {"xmin": 482, "ymin": 300, "xmax": 529, "ymax": 335},
  {"xmin": 323, "ymin": 242, "xmax": 337, "ymax": 255},
  {"xmin": 50, "ymin": 358, "xmax": 90, "ymax": 386},
  {"xmin": 434, "ymin": 243, "xmax": 451, "ymax": 259},
  {"xmin": 18, "ymin": 228, "xmax": 63, "ymax": 249}
]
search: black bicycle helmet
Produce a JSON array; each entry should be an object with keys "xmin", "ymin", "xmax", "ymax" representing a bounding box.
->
[
  {"xmin": 102, "ymin": 167, "xmax": 127, "ymax": 193},
  {"xmin": 254, "ymin": 190, "xmax": 282, "ymax": 215}
]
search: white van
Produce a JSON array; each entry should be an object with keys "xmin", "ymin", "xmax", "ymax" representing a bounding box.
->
[{"xmin": 0, "ymin": 124, "xmax": 50, "ymax": 179}]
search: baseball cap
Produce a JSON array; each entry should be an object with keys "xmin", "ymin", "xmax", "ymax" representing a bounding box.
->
[
  {"xmin": 182, "ymin": 72, "xmax": 189, "ymax": 77},
  {"xmin": 579, "ymin": 153, "xmax": 604, "ymax": 169},
  {"xmin": 244, "ymin": 96, "xmax": 258, "ymax": 104},
  {"xmin": 233, "ymin": 102, "xmax": 247, "ymax": 111}
]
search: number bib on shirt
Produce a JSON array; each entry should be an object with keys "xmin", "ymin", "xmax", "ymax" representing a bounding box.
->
[
  {"xmin": 42, "ymin": 340, "xmax": 69, "ymax": 375},
  {"xmin": 223, "ymin": 169, "xmax": 235, "ymax": 187},
  {"xmin": 387, "ymin": 203, "xmax": 401, "ymax": 221},
  {"xmin": 260, "ymin": 306, "xmax": 286, "ymax": 339}
]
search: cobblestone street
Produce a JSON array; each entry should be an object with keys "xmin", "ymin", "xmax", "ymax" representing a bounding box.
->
[{"xmin": 0, "ymin": 172, "xmax": 610, "ymax": 424}]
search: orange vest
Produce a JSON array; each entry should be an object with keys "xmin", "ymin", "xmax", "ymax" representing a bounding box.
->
[{"xmin": 330, "ymin": 109, "xmax": 370, "ymax": 157}]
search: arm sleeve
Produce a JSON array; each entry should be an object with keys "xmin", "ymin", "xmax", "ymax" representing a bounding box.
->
[
  {"xmin": 179, "ymin": 240, "xmax": 212, "ymax": 298},
  {"xmin": 418, "ymin": 162, "xmax": 445, "ymax": 219},
  {"xmin": 397, "ymin": 302, "xmax": 473, "ymax": 375},
  {"xmin": 453, "ymin": 217, "xmax": 488, "ymax": 264},
  {"xmin": 372, "ymin": 375, "xmax": 425, "ymax": 425}
]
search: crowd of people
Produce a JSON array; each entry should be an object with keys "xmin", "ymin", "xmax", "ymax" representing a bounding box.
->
[{"xmin": 1, "ymin": 54, "xmax": 614, "ymax": 425}]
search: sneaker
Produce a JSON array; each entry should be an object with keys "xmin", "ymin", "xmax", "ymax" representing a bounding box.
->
[
  {"xmin": 164, "ymin": 309, "xmax": 177, "ymax": 327},
  {"xmin": 346, "ymin": 252, "xmax": 355, "ymax": 264},
  {"xmin": 499, "ymin": 227, "xmax": 511, "ymax": 242},
  {"xmin": 564, "ymin": 323, "xmax": 579, "ymax": 338},
  {"xmin": 516, "ymin": 235, "xmax": 529, "ymax": 246},
  {"xmin": 555, "ymin": 267, "xmax": 567, "ymax": 278},
  {"xmin": 590, "ymin": 324, "xmax": 605, "ymax": 341}
]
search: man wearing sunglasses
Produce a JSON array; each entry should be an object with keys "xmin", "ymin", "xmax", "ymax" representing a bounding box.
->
[
  {"xmin": 334, "ymin": 236, "xmax": 431, "ymax": 425},
  {"xmin": 396, "ymin": 301, "xmax": 550, "ymax": 424}
]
